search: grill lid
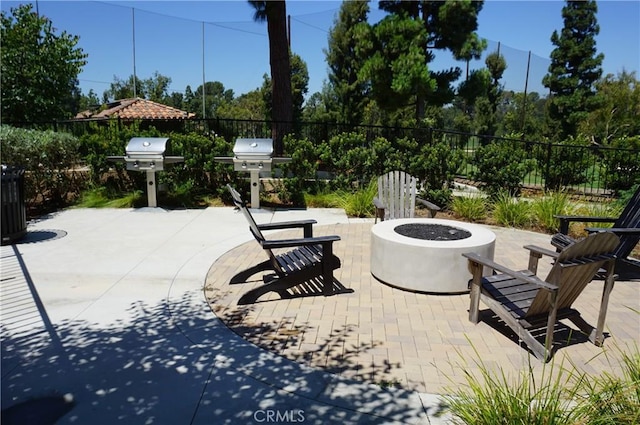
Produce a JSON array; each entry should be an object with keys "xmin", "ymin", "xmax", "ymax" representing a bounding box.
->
[
  {"xmin": 126, "ymin": 137, "xmax": 169, "ymax": 155},
  {"xmin": 233, "ymin": 138, "xmax": 273, "ymax": 159}
]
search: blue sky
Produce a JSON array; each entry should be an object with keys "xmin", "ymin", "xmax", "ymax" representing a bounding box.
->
[{"xmin": 3, "ymin": 1, "xmax": 639, "ymax": 101}]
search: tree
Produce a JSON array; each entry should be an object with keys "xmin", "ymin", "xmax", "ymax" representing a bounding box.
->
[
  {"xmin": 261, "ymin": 52, "xmax": 309, "ymax": 126},
  {"xmin": 78, "ymin": 89, "xmax": 101, "ymax": 112},
  {"xmin": 324, "ymin": 0, "xmax": 370, "ymax": 124},
  {"xmin": 362, "ymin": 0, "xmax": 486, "ymax": 122},
  {"xmin": 501, "ymin": 91, "xmax": 548, "ymax": 140},
  {"xmin": 542, "ymin": 0, "xmax": 604, "ymax": 140},
  {"xmin": 579, "ymin": 70, "xmax": 640, "ymax": 144},
  {"xmin": 216, "ymin": 89, "xmax": 265, "ymax": 120},
  {"xmin": 473, "ymin": 50, "xmax": 507, "ymax": 139},
  {"xmin": 1, "ymin": 4, "xmax": 87, "ymax": 122},
  {"xmin": 188, "ymin": 81, "xmax": 234, "ymax": 118},
  {"xmin": 249, "ymin": 0, "xmax": 292, "ymax": 155},
  {"xmin": 102, "ymin": 72, "xmax": 172, "ymax": 104}
]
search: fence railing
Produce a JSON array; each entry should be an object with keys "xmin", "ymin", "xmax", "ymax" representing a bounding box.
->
[{"xmin": 6, "ymin": 117, "xmax": 640, "ymax": 196}]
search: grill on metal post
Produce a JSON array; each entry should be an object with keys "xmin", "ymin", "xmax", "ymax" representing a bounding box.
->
[
  {"xmin": 107, "ymin": 137, "xmax": 184, "ymax": 207},
  {"xmin": 215, "ymin": 138, "xmax": 291, "ymax": 208}
]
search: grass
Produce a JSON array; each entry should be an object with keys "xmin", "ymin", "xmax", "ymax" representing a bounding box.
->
[
  {"xmin": 531, "ymin": 190, "xmax": 574, "ymax": 233},
  {"xmin": 304, "ymin": 180, "xmax": 377, "ymax": 217},
  {"xmin": 491, "ymin": 191, "xmax": 533, "ymax": 228},
  {"xmin": 444, "ymin": 335, "xmax": 640, "ymax": 425},
  {"xmin": 75, "ymin": 187, "xmax": 143, "ymax": 208},
  {"xmin": 450, "ymin": 195, "xmax": 488, "ymax": 222}
]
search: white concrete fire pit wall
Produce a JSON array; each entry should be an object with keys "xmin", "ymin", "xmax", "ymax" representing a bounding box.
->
[{"xmin": 370, "ymin": 218, "xmax": 496, "ymax": 294}]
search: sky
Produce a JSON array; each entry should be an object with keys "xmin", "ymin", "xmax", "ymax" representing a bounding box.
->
[{"xmin": 2, "ymin": 0, "xmax": 639, "ymax": 101}]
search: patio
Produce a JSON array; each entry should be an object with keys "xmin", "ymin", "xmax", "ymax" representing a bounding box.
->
[
  {"xmin": 1, "ymin": 207, "xmax": 637, "ymax": 424},
  {"xmin": 206, "ymin": 220, "xmax": 640, "ymax": 394}
]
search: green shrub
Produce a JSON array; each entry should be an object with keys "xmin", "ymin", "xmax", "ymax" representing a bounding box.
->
[
  {"xmin": 531, "ymin": 191, "xmax": 574, "ymax": 233},
  {"xmin": 445, "ymin": 356, "xmax": 583, "ymax": 424},
  {"xmin": 536, "ymin": 135, "xmax": 594, "ymax": 191},
  {"xmin": 0, "ymin": 125, "xmax": 85, "ymax": 211},
  {"xmin": 492, "ymin": 191, "xmax": 532, "ymax": 228},
  {"xmin": 574, "ymin": 342, "xmax": 640, "ymax": 424},
  {"xmin": 274, "ymin": 135, "xmax": 319, "ymax": 206},
  {"xmin": 75, "ymin": 187, "xmax": 143, "ymax": 208},
  {"xmin": 335, "ymin": 179, "xmax": 377, "ymax": 218},
  {"xmin": 445, "ymin": 335, "xmax": 640, "ymax": 425},
  {"xmin": 471, "ymin": 138, "xmax": 536, "ymax": 198},
  {"xmin": 411, "ymin": 136, "xmax": 464, "ymax": 207},
  {"xmin": 450, "ymin": 195, "xmax": 487, "ymax": 222},
  {"xmin": 602, "ymin": 136, "xmax": 640, "ymax": 194}
]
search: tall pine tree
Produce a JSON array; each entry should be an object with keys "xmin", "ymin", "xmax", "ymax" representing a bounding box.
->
[
  {"xmin": 324, "ymin": 0, "xmax": 370, "ymax": 125},
  {"xmin": 543, "ymin": 0, "xmax": 603, "ymax": 140}
]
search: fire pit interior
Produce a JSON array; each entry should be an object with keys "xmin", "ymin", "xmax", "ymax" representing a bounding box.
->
[
  {"xmin": 394, "ymin": 223, "xmax": 471, "ymax": 241},
  {"xmin": 370, "ymin": 218, "xmax": 496, "ymax": 294}
]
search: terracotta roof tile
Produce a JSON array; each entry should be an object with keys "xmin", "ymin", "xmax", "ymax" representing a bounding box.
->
[{"xmin": 74, "ymin": 98, "xmax": 195, "ymax": 120}]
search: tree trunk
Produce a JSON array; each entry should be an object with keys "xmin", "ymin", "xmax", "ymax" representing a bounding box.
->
[{"xmin": 266, "ymin": 1, "xmax": 292, "ymax": 156}]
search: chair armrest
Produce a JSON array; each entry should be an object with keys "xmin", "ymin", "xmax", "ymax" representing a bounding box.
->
[
  {"xmin": 463, "ymin": 252, "xmax": 558, "ymax": 291},
  {"xmin": 585, "ymin": 227, "xmax": 640, "ymax": 235},
  {"xmin": 262, "ymin": 235, "xmax": 341, "ymax": 249},
  {"xmin": 372, "ymin": 197, "xmax": 385, "ymax": 209},
  {"xmin": 554, "ymin": 215, "xmax": 617, "ymax": 234},
  {"xmin": 524, "ymin": 245, "xmax": 559, "ymax": 259},
  {"xmin": 258, "ymin": 219, "xmax": 317, "ymax": 237},
  {"xmin": 416, "ymin": 197, "xmax": 441, "ymax": 218}
]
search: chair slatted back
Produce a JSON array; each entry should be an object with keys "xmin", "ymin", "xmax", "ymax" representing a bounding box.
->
[
  {"xmin": 526, "ymin": 232, "xmax": 619, "ymax": 317},
  {"xmin": 613, "ymin": 185, "xmax": 640, "ymax": 259},
  {"xmin": 227, "ymin": 185, "xmax": 284, "ymax": 275},
  {"xmin": 377, "ymin": 171, "xmax": 417, "ymax": 221}
]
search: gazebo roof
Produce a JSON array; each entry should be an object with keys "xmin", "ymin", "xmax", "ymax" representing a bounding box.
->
[{"xmin": 74, "ymin": 98, "xmax": 195, "ymax": 120}]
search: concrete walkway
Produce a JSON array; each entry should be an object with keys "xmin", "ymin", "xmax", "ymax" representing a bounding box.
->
[
  {"xmin": 1, "ymin": 207, "xmax": 439, "ymax": 424},
  {"xmin": 1, "ymin": 207, "xmax": 638, "ymax": 424}
]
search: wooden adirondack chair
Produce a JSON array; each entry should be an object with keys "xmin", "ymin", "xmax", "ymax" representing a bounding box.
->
[
  {"xmin": 463, "ymin": 232, "xmax": 619, "ymax": 362},
  {"xmin": 373, "ymin": 171, "xmax": 441, "ymax": 223},
  {"xmin": 227, "ymin": 184, "xmax": 344, "ymax": 305},
  {"xmin": 551, "ymin": 185, "xmax": 640, "ymax": 280}
]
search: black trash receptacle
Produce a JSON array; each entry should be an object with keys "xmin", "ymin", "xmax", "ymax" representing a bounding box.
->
[{"xmin": 1, "ymin": 165, "xmax": 27, "ymax": 245}]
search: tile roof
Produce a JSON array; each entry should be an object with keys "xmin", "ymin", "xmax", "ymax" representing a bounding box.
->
[{"xmin": 74, "ymin": 98, "xmax": 195, "ymax": 120}]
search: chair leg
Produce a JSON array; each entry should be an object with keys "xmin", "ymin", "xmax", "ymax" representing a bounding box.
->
[
  {"xmin": 468, "ymin": 260, "xmax": 484, "ymax": 324},
  {"xmin": 543, "ymin": 290, "xmax": 559, "ymax": 362},
  {"xmin": 592, "ymin": 262, "xmax": 616, "ymax": 346}
]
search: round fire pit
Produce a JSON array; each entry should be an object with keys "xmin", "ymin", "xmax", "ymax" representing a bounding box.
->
[{"xmin": 370, "ymin": 218, "xmax": 496, "ymax": 294}]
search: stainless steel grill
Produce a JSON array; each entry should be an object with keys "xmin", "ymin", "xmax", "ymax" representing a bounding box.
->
[
  {"xmin": 108, "ymin": 137, "xmax": 184, "ymax": 207},
  {"xmin": 215, "ymin": 138, "xmax": 291, "ymax": 208}
]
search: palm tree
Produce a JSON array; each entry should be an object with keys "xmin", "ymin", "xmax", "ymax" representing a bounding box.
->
[{"xmin": 249, "ymin": 0, "xmax": 292, "ymax": 155}]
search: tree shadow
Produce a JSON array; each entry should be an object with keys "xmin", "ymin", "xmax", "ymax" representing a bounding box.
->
[{"xmin": 2, "ymin": 248, "xmax": 434, "ymax": 424}]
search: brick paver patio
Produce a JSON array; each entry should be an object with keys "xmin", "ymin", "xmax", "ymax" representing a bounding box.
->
[{"xmin": 205, "ymin": 221, "xmax": 640, "ymax": 394}]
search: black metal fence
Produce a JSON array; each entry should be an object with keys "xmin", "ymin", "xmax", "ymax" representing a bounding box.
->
[{"xmin": 6, "ymin": 117, "xmax": 640, "ymax": 195}]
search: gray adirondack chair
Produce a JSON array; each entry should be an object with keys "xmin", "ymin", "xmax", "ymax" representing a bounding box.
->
[
  {"xmin": 227, "ymin": 184, "xmax": 345, "ymax": 305},
  {"xmin": 463, "ymin": 231, "xmax": 619, "ymax": 362},
  {"xmin": 551, "ymin": 184, "xmax": 640, "ymax": 280},
  {"xmin": 373, "ymin": 171, "xmax": 440, "ymax": 223}
]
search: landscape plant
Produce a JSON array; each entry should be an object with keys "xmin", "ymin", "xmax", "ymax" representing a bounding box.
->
[
  {"xmin": 471, "ymin": 138, "xmax": 536, "ymax": 198},
  {"xmin": 535, "ymin": 135, "xmax": 594, "ymax": 190},
  {"xmin": 531, "ymin": 190, "xmax": 574, "ymax": 233},
  {"xmin": 0, "ymin": 125, "xmax": 85, "ymax": 211},
  {"xmin": 601, "ymin": 136, "xmax": 640, "ymax": 194},
  {"xmin": 491, "ymin": 190, "xmax": 532, "ymax": 228},
  {"xmin": 449, "ymin": 195, "xmax": 487, "ymax": 222},
  {"xmin": 444, "ymin": 341, "xmax": 640, "ymax": 424},
  {"xmin": 334, "ymin": 179, "xmax": 377, "ymax": 218}
]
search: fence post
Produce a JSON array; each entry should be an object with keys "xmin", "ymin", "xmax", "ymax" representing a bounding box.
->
[{"xmin": 544, "ymin": 141, "xmax": 553, "ymax": 190}]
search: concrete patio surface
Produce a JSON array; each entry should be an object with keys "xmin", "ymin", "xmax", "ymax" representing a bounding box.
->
[{"xmin": 1, "ymin": 206, "xmax": 638, "ymax": 424}]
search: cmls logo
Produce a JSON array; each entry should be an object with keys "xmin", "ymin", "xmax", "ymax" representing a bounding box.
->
[{"xmin": 253, "ymin": 409, "xmax": 305, "ymax": 422}]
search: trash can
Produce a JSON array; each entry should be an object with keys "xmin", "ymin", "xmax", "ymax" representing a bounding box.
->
[{"xmin": 1, "ymin": 165, "xmax": 27, "ymax": 245}]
